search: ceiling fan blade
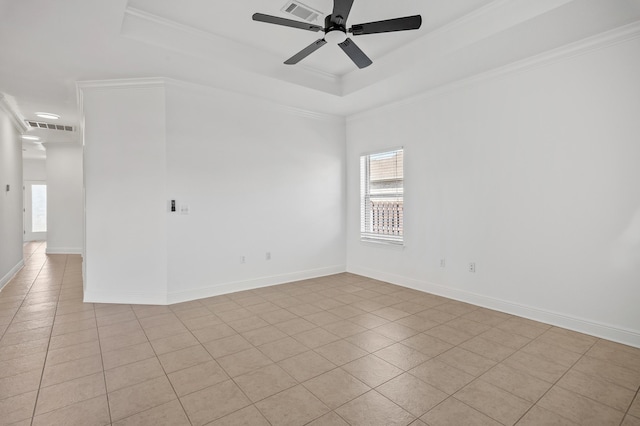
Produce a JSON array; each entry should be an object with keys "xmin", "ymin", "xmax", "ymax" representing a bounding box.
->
[
  {"xmin": 331, "ymin": 0, "xmax": 354, "ymax": 25},
  {"xmin": 350, "ymin": 15, "xmax": 422, "ymax": 35},
  {"xmin": 284, "ymin": 39, "xmax": 327, "ymax": 65},
  {"xmin": 338, "ymin": 38, "xmax": 372, "ymax": 69},
  {"xmin": 252, "ymin": 13, "xmax": 323, "ymax": 32}
]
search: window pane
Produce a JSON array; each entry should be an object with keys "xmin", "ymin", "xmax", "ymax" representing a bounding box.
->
[
  {"xmin": 32, "ymin": 184, "xmax": 47, "ymax": 233},
  {"xmin": 360, "ymin": 149, "xmax": 403, "ymax": 244}
]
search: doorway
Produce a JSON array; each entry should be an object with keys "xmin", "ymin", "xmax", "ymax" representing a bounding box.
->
[{"xmin": 24, "ymin": 181, "xmax": 47, "ymax": 241}]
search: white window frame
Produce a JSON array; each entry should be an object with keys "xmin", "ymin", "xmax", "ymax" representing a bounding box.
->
[{"xmin": 360, "ymin": 147, "xmax": 404, "ymax": 246}]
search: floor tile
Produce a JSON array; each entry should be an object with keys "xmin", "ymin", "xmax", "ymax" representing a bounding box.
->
[
  {"xmin": 307, "ymin": 411, "xmax": 350, "ymax": 425},
  {"xmin": 208, "ymin": 405, "xmax": 270, "ymax": 426},
  {"xmin": 203, "ymin": 334, "xmax": 252, "ymax": 358},
  {"xmin": 323, "ymin": 320, "xmax": 368, "ymax": 338},
  {"xmin": 556, "ymin": 368, "xmax": 635, "ymax": 411},
  {"xmin": 167, "ymin": 359, "xmax": 229, "ymax": 397},
  {"xmin": 0, "ymin": 368, "xmax": 42, "ymax": 400},
  {"xmin": 377, "ymin": 373, "xmax": 447, "ymax": 417},
  {"xmin": 101, "ymin": 342, "xmax": 155, "ymax": 370},
  {"xmin": 516, "ymin": 405, "xmax": 579, "ymax": 425},
  {"xmin": 293, "ymin": 327, "xmax": 340, "ymax": 348},
  {"xmin": 304, "ymin": 368, "xmax": 370, "ymax": 409},
  {"xmin": 149, "ymin": 332, "xmax": 200, "ymax": 355},
  {"xmin": 216, "ymin": 347, "xmax": 273, "ymax": 377},
  {"xmin": 157, "ymin": 344, "xmax": 212, "ymax": 374},
  {"xmin": 275, "ymin": 317, "xmax": 317, "ymax": 335},
  {"xmin": 41, "ymin": 354, "xmax": 103, "ymax": 387},
  {"xmin": 343, "ymin": 354, "xmax": 403, "ymax": 387},
  {"xmin": 107, "ymin": 375, "xmax": 176, "ymax": 421},
  {"xmin": 420, "ymin": 397, "xmax": 502, "ymax": 426},
  {"xmin": 32, "ymin": 395, "xmax": 110, "ymax": 426},
  {"xmin": 537, "ymin": 386, "xmax": 625, "ymax": 426},
  {"xmin": 235, "ymin": 363, "xmax": 298, "ymax": 402},
  {"xmin": 36, "ymin": 372, "xmax": 106, "ymax": 416},
  {"xmin": 259, "ymin": 336, "xmax": 308, "ymax": 362},
  {"xmin": 503, "ymin": 350, "xmax": 568, "ymax": 383},
  {"xmin": 480, "ymin": 363, "xmax": 552, "ymax": 402},
  {"xmin": 241, "ymin": 325, "xmax": 287, "ymax": 346},
  {"xmin": 316, "ymin": 340, "xmax": 368, "ymax": 366},
  {"xmin": 335, "ymin": 390, "xmax": 414, "ymax": 426},
  {"xmin": 278, "ymin": 350, "xmax": 337, "ymax": 382},
  {"xmin": 375, "ymin": 343, "xmax": 430, "ymax": 370},
  {"xmin": 111, "ymin": 399, "xmax": 190, "ymax": 426},
  {"xmin": 180, "ymin": 380, "xmax": 251, "ymax": 426},
  {"xmin": 401, "ymin": 333, "xmax": 452, "ymax": 357},
  {"xmin": 105, "ymin": 357, "xmax": 165, "ymax": 392},
  {"xmin": 0, "ymin": 390, "xmax": 39, "ymax": 425},
  {"xmin": 255, "ymin": 385, "xmax": 330, "ymax": 426},
  {"xmin": 455, "ymin": 380, "xmax": 531, "ymax": 425},
  {"xmin": 45, "ymin": 340, "xmax": 101, "ymax": 366},
  {"xmin": 572, "ymin": 355, "xmax": 640, "ymax": 390}
]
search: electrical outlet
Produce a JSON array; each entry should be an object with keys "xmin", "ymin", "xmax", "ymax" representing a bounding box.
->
[
  {"xmin": 266, "ymin": 252, "xmax": 271, "ymax": 261},
  {"xmin": 440, "ymin": 258, "xmax": 446, "ymax": 268},
  {"xmin": 240, "ymin": 256, "xmax": 246, "ymax": 264},
  {"xmin": 469, "ymin": 262, "xmax": 476, "ymax": 273}
]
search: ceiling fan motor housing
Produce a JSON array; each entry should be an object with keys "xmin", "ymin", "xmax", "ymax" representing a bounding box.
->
[{"xmin": 324, "ymin": 14, "xmax": 347, "ymax": 44}]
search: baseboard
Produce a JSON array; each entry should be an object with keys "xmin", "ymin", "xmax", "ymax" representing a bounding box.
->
[
  {"xmin": 167, "ymin": 264, "xmax": 347, "ymax": 305},
  {"xmin": 0, "ymin": 259, "xmax": 25, "ymax": 292},
  {"xmin": 348, "ymin": 265, "xmax": 640, "ymax": 349},
  {"xmin": 46, "ymin": 247, "xmax": 83, "ymax": 255},
  {"xmin": 83, "ymin": 290, "xmax": 168, "ymax": 305}
]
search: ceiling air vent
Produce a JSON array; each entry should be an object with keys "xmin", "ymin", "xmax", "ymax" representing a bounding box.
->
[
  {"xmin": 25, "ymin": 120, "xmax": 74, "ymax": 132},
  {"xmin": 281, "ymin": 1, "xmax": 322, "ymax": 23}
]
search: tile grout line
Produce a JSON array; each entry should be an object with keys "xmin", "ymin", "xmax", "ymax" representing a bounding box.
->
[
  {"xmin": 510, "ymin": 333, "xmax": 600, "ymax": 425},
  {"xmin": 93, "ymin": 301, "xmax": 113, "ymax": 426},
  {"xmin": 29, "ymin": 253, "xmax": 67, "ymax": 426},
  {"xmin": 0, "ymin": 243, "xmax": 44, "ymax": 342},
  {"xmin": 620, "ymin": 386, "xmax": 640, "ymax": 426}
]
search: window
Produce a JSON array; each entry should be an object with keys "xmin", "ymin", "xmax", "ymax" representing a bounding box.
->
[{"xmin": 360, "ymin": 148, "xmax": 404, "ymax": 244}]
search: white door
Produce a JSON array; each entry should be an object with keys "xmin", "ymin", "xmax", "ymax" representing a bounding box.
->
[{"xmin": 24, "ymin": 181, "xmax": 47, "ymax": 241}]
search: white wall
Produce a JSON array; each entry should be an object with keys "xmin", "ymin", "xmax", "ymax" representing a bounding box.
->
[
  {"xmin": 346, "ymin": 37, "xmax": 640, "ymax": 347},
  {"xmin": 45, "ymin": 143, "xmax": 83, "ymax": 254},
  {"xmin": 81, "ymin": 80, "xmax": 346, "ymax": 304},
  {"xmin": 0, "ymin": 103, "xmax": 24, "ymax": 289},
  {"xmin": 82, "ymin": 83, "xmax": 168, "ymax": 304},
  {"xmin": 165, "ymin": 83, "xmax": 346, "ymax": 302},
  {"xmin": 23, "ymin": 158, "xmax": 46, "ymax": 181}
]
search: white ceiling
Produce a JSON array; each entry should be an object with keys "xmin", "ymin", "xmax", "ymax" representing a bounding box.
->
[{"xmin": 1, "ymin": 0, "xmax": 640, "ymax": 155}]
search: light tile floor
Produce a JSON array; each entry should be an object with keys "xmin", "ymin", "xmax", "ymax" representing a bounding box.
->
[{"xmin": 1, "ymin": 242, "xmax": 639, "ymax": 425}]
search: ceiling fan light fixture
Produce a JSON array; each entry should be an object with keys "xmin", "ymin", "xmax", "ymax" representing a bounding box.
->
[
  {"xmin": 325, "ymin": 30, "xmax": 347, "ymax": 44},
  {"xmin": 35, "ymin": 112, "xmax": 60, "ymax": 120}
]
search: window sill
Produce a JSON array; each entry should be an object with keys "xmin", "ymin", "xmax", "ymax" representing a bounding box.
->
[{"xmin": 360, "ymin": 238, "xmax": 405, "ymax": 249}]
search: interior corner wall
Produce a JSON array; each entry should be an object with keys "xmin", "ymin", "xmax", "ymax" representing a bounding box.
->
[
  {"xmin": 164, "ymin": 83, "xmax": 346, "ymax": 303},
  {"xmin": 82, "ymin": 84, "xmax": 168, "ymax": 304},
  {"xmin": 0, "ymin": 107, "xmax": 24, "ymax": 290},
  {"xmin": 45, "ymin": 143, "xmax": 83, "ymax": 254},
  {"xmin": 346, "ymin": 37, "xmax": 640, "ymax": 347}
]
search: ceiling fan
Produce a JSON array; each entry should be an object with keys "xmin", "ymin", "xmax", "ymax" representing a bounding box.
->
[{"xmin": 252, "ymin": 0, "xmax": 422, "ymax": 69}]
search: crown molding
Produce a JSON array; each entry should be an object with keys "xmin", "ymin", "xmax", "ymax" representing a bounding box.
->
[
  {"xmin": 76, "ymin": 77, "xmax": 166, "ymax": 91},
  {"xmin": 0, "ymin": 94, "xmax": 28, "ymax": 132},
  {"xmin": 349, "ymin": 19, "xmax": 640, "ymax": 123}
]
